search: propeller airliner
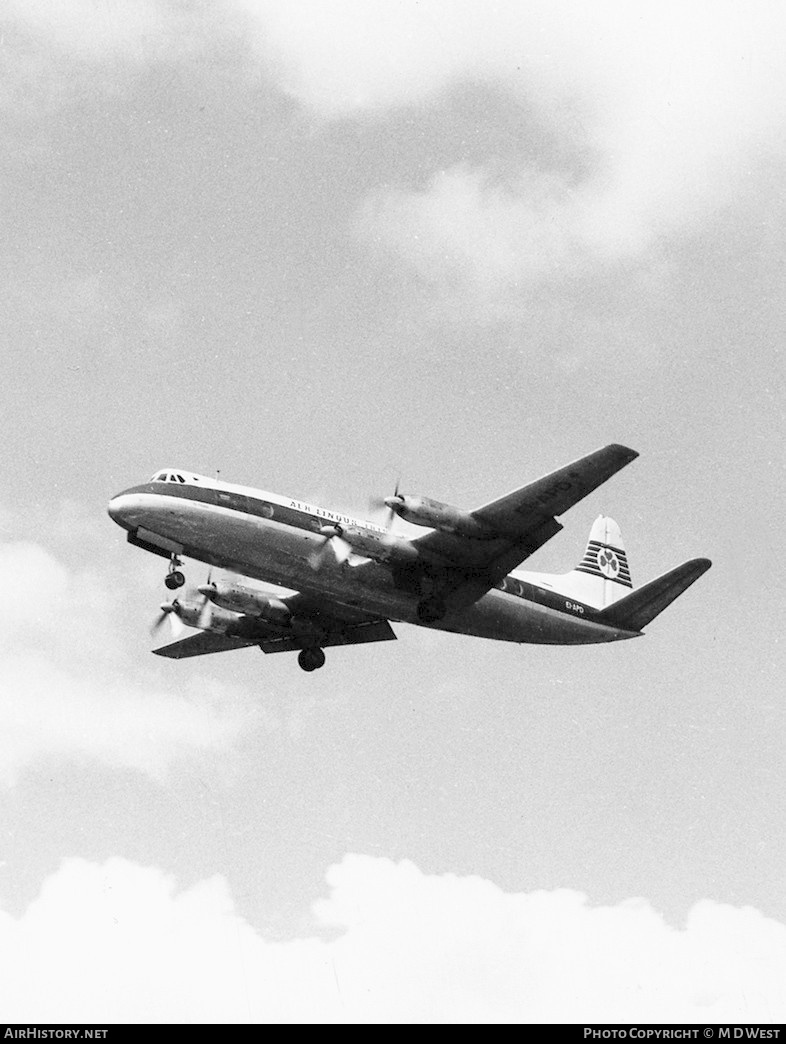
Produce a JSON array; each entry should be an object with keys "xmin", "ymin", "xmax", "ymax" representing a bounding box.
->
[{"xmin": 107, "ymin": 444, "xmax": 711, "ymax": 672}]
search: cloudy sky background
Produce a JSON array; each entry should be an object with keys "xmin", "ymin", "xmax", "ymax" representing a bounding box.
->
[{"xmin": 1, "ymin": 0, "xmax": 785, "ymax": 1023}]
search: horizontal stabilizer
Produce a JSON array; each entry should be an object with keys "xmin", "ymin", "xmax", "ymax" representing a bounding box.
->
[{"xmin": 599, "ymin": 558, "xmax": 712, "ymax": 632}]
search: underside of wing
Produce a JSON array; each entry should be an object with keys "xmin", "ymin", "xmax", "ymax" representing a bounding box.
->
[
  {"xmin": 277, "ymin": 590, "xmax": 385, "ymax": 626},
  {"xmin": 259, "ymin": 619, "xmax": 396, "ymax": 654},
  {"xmin": 153, "ymin": 631, "xmax": 258, "ymax": 659},
  {"xmin": 153, "ymin": 602, "xmax": 396, "ymax": 660}
]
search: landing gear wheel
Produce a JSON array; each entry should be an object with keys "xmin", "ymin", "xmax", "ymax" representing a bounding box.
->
[
  {"xmin": 298, "ymin": 648, "xmax": 326, "ymax": 672},
  {"xmin": 417, "ymin": 596, "xmax": 446, "ymax": 624},
  {"xmin": 164, "ymin": 570, "xmax": 185, "ymax": 590}
]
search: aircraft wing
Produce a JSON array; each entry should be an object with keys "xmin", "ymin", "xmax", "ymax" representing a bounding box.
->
[
  {"xmin": 152, "ymin": 617, "xmax": 396, "ymax": 659},
  {"xmin": 470, "ymin": 442, "xmax": 638, "ymax": 535},
  {"xmin": 153, "ymin": 631, "xmax": 259, "ymax": 659},
  {"xmin": 258, "ymin": 619, "xmax": 396, "ymax": 654},
  {"xmin": 409, "ymin": 443, "xmax": 639, "ymax": 609}
]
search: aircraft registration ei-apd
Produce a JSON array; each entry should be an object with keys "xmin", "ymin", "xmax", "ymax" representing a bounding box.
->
[{"xmin": 107, "ymin": 444, "xmax": 711, "ymax": 673}]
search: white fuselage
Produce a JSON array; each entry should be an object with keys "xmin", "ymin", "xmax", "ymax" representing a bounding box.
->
[{"xmin": 108, "ymin": 475, "xmax": 637, "ymax": 647}]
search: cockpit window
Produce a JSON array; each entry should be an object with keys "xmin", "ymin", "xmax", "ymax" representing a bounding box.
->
[{"xmin": 150, "ymin": 470, "xmax": 195, "ymax": 483}]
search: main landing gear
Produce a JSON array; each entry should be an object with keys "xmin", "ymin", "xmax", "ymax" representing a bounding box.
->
[
  {"xmin": 164, "ymin": 554, "xmax": 185, "ymax": 591},
  {"xmin": 298, "ymin": 648, "xmax": 326, "ymax": 672}
]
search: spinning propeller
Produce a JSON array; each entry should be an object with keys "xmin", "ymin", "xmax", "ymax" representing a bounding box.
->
[
  {"xmin": 151, "ymin": 569, "xmax": 217, "ymax": 638},
  {"xmin": 195, "ymin": 568, "xmax": 216, "ymax": 628},
  {"xmin": 309, "ymin": 525, "xmax": 353, "ymax": 571},
  {"xmin": 369, "ymin": 477, "xmax": 403, "ymax": 531},
  {"xmin": 150, "ymin": 599, "xmax": 187, "ymax": 640}
]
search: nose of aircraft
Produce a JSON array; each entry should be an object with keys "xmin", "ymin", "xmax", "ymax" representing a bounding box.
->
[{"xmin": 107, "ymin": 493, "xmax": 130, "ymax": 526}]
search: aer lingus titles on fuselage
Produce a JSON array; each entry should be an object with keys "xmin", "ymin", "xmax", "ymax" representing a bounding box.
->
[{"xmin": 107, "ymin": 444, "xmax": 711, "ymax": 672}]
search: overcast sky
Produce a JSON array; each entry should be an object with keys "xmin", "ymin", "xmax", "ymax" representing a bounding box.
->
[{"xmin": 1, "ymin": 0, "xmax": 785, "ymax": 1024}]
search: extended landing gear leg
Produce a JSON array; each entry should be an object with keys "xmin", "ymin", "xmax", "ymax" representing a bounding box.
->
[
  {"xmin": 417, "ymin": 596, "xmax": 446, "ymax": 624},
  {"xmin": 298, "ymin": 648, "xmax": 326, "ymax": 673},
  {"xmin": 164, "ymin": 555, "xmax": 185, "ymax": 591}
]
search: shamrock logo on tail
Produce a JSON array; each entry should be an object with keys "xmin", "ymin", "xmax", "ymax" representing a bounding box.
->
[{"xmin": 597, "ymin": 547, "xmax": 620, "ymax": 578}]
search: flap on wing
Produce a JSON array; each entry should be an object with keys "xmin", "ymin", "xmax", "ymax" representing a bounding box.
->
[
  {"xmin": 153, "ymin": 631, "xmax": 257, "ymax": 659},
  {"xmin": 472, "ymin": 443, "xmax": 638, "ymax": 535},
  {"xmin": 279, "ymin": 591, "xmax": 384, "ymax": 626},
  {"xmin": 260, "ymin": 620, "xmax": 396, "ymax": 654}
]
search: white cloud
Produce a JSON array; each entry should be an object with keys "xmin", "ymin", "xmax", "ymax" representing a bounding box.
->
[
  {"xmin": 238, "ymin": 0, "xmax": 786, "ymax": 286},
  {"xmin": 5, "ymin": 1, "xmax": 786, "ymax": 294},
  {"xmin": 1, "ymin": 854, "xmax": 785, "ymax": 1023},
  {"xmin": 0, "ymin": 539, "xmax": 250, "ymax": 786}
]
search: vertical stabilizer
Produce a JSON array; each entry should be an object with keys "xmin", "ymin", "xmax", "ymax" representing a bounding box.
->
[
  {"xmin": 568, "ymin": 515, "xmax": 632, "ymax": 607},
  {"xmin": 519, "ymin": 516, "xmax": 633, "ymax": 609},
  {"xmin": 575, "ymin": 517, "xmax": 632, "ymax": 594}
]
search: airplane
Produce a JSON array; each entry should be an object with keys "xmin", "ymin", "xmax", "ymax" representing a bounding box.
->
[{"xmin": 107, "ymin": 444, "xmax": 711, "ymax": 672}]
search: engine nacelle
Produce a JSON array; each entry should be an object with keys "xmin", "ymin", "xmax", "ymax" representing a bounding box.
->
[
  {"xmin": 174, "ymin": 601, "xmax": 238, "ymax": 634},
  {"xmin": 387, "ymin": 496, "xmax": 495, "ymax": 538},
  {"xmin": 316, "ymin": 523, "xmax": 418, "ymax": 565},
  {"xmin": 341, "ymin": 525, "xmax": 419, "ymax": 563},
  {"xmin": 200, "ymin": 582, "xmax": 292, "ymax": 627}
]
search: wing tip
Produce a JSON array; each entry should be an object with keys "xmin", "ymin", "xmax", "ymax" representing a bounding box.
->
[
  {"xmin": 688, "ymin": 556, "xmax": 713, "ymax": 574},
  {"xmin": 606, "ymin": 442, "xmax": 639, "ymax": 464}
]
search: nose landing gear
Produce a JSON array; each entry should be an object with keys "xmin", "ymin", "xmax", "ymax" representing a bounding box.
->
[
  {"xmin": 164, "ymin": 555, "xmax": 186, "ymax": 591},
  {"xmin": 298, "ymin": 647, "xmax": 326, "ymax": 672}
]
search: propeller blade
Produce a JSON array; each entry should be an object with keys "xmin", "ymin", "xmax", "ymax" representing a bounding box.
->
[
  {"xmin": 151, "ymin": 599, "xmax": 178, "ymax": 635},
  {"xmin": 169, "ymin": 613, "xmax": 187, "ymax": 640},
  {"xmin": 370, "ymin": 477, "xmax": 402, "ymax": 531},
  {"xmin": 309, "ymin": 537, "xmax": 334, "ymax": 570},
  {"xmin": 332, "ymin": 535, "xmax": 353, "ymax": 565},
  {"xmin": 194, "ymin": 568, "xmax": 216, "ymax": 629},
  {"xmin": 151, "ymin": 600, "xmax": 187, "ymax": 639},
  {"xmin": 197, "ymin": 599, "xmax": 212, "ymax": 630},
  {"xmin": 309, "ymin": 534, "xmax": 354, "ymax": 570}
]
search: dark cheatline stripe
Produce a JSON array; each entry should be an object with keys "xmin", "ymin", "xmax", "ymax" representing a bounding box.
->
[
  {"xmin": 120, "ymin": 481, "xmax": 347, "ymax": 537},
  {"xmin": 496, "ymin": 576, "xmax": 604, "ymax": 621}
]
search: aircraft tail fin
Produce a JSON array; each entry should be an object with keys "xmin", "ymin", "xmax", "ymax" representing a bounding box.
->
[
  {"xmin": 539, "ymin": 516, "xmax": 633, "ymax": 609},
  {"xmin": 598, "ymin": 558, "xmax": 712, "ymax": 632}
]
